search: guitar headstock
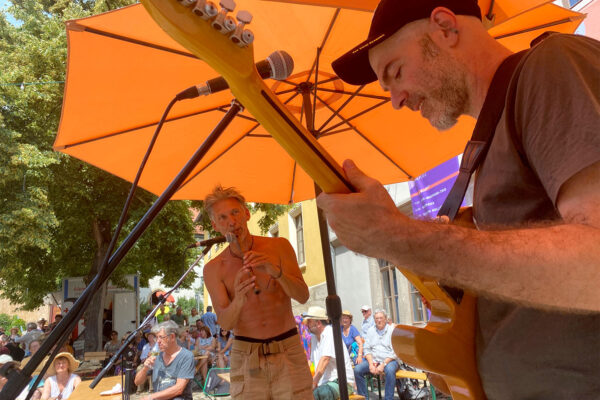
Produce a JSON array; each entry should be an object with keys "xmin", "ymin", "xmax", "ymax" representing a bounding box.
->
[{"xmin": 141, "ymin": 0, "xmax": 257, "ymax": 83}]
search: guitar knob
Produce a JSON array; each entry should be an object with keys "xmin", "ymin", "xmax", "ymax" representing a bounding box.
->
[{"xmin": 179, "ymin": 0, "xmax": 196, "ymax": 6}]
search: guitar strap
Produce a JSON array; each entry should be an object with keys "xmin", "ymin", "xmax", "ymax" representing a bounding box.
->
[{"xmin": 437, "ymin": 49, "xmax": 528, "ymax": 221}]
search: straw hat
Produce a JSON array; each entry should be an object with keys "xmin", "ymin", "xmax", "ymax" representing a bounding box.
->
[
  {"xmin": 341, "ymin": 310, "xmax": 353, "ymax": 318},
  {"xmin": 302, "ymin": 306, "xmax": 328, "ymax": 321},
  {"xmin": 20, "ymin": 356, "xmax": 49, "ymax": 376},
  {"xmin": 47, "ymin": 352, "xmax": 79, "ymax": 375}
]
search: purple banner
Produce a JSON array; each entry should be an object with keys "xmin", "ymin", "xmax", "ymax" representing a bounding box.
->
[{"xmin": 408, "ymin": 157, "xmax": 460, "ymax": 219}]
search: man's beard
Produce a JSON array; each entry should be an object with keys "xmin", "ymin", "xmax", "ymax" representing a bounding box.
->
[{"xmin": 417, "ymin": 34, "xmax": 470, "ymax": 131}]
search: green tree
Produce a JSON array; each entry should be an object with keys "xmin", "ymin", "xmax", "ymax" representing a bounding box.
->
[
  {"xmin": 175, "ymin": 296, "xmax": 196, "ymax": 316},
  {"xmin": 0, "ymin": 0, "xmax": 198, "ymax": 351},
  {"xmin": 0, "ymin": 314, "xmax": 26, "ymax": 333}
]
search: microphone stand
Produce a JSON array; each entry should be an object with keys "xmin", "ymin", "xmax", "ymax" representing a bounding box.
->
[
  {"xmin": 90, "ymin": 245, "xmax": 212, "ymax": 392},
  {"xmin": 0, "ymin": 99, "xmax": 244, "ymax": 400}
]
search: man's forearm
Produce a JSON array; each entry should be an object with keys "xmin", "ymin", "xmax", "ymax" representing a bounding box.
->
[
  {"xmin": 389, "ymin": 219, "xmax": 600, "ymax": 312},
  {"xmin": 217, "ymin": 297, "xmax": 244, "ymax": 330},
  {"xmin": 134, "ymin": 366, "xmax": 149, "ymax": 386},
  {"xmin": 275, "ymin": 269, "xmax": 309, "ymax": 303}
]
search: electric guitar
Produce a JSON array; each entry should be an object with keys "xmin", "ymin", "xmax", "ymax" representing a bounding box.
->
[{"xmin": 139, "ymin": 0, "xmax": 484, "ymax": 398}]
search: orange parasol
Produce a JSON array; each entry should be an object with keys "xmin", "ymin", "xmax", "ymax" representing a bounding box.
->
[{"xmin": 54, "ymin": 0, "xmax": 583, "ymax": 204}]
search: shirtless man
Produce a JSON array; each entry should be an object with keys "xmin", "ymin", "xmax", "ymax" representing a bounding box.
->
[{"xmin": 203, "ymin": 186, "xmax": 313, "ymax": 399}]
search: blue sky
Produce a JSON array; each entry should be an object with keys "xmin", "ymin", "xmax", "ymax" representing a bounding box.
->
[{"xmin": 0, "ymin": 0, "xmax": 18, "ymax": 25}]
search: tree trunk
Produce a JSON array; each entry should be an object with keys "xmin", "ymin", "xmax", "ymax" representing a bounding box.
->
[{"xmin": 84, "ymin": 218, "xmax": 111, "ymax": 352}]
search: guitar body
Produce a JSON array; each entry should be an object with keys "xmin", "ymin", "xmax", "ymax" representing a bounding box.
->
[
  {"xmin": 394, "ymin": 270, "xmax": 485, "ymax": 399},
  {"xmin": 139, "ymin": 1, "xmax": 484, "ymax": 398}
]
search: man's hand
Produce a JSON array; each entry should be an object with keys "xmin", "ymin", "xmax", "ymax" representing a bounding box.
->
[
  {"xmin": 369, "ymin": 362, "xmax": 378, "ymax": 375},
  {"xmin": 243, "ymin": 251, "xmax": 281, "ymax": 278},
  {"xmin": 376, "ymin": 362, "xmax": 385, "ymax": 374},
  {"xmin": 317, "ymin": 160, "xmax": 407, "ymax": 258},
  {"xmin": 144, "ymin": 355, "xmax": 156, "ymax": 370},
  {"xmin": 233, "ymin": 267, "xmax": 256, "ymax": 303}
]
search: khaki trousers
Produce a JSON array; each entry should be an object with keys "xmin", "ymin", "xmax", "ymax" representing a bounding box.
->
[{"xmin": 229, "ymin": 333, "xmax": 312, "ymax": 399}]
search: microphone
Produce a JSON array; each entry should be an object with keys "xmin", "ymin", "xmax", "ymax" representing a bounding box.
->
[
  {"xmin": 186, "ymin": 236, "xmax": 227, "ymax": 249},
  {"xmin": 176, "ymin": 50, "xmax": 294, "ymax": 100}
]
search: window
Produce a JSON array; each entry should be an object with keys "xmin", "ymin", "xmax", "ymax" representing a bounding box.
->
[
  {"xmin": 294, "ymin": 213, "xmax": 305, "ymax": 264},
  {"xmin": 409, "ymin": 283, "xmax": 428, "ymax": 323},
  {"xmin": 378, "ymin": 259, "xmax": 399, "ymax": 323}
]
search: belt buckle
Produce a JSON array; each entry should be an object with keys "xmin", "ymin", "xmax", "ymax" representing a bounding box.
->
[{"xmin": 262, "ymin": 342, "xmax": 271, "ymax": 356}]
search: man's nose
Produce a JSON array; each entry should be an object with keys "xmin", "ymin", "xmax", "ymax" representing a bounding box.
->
[{"xmin": 390, "ymin": 89, "xmax": 408, "ymax": 110}]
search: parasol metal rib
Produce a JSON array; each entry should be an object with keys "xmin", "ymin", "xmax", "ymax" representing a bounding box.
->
[
  {"xmin": 289, "ymin": 161, "xmax": 298, "ymax": 204},
  {"xmin": 320, "ymin": 98, "xmax": 389, "ymax": 136},
  {"xmin": 307, "ymin": 8, "xmax": 340, "ymax": 82},
  {"xmin": 56, "ymin": 104, "xmax": 230, "ymax": 150},
  {"xmin": 176, "ymin": 122, "xmax": 261, "ymax": 192},
  {"xmin": 70, "ymin": 23, "xmax": 199, "ymax": 59},
  {"xmin": 315, "ymin": 93, "xmax": 412, "ymax": 179},
  {"xmin": 317, "ymin": 87, "xmax": 390, "ymax": 101},
  {"xmin": 493, "ymin": 16, "xmax": 583, "ymax": 40},
  {"xmin": 317, "ymin": 84, "xmax": 365, "ymax": 134}
]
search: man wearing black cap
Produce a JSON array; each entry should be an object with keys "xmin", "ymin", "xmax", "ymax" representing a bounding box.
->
[{"xmin": 318, "ymin": 0, "xmax": 600, "ymax": 399}]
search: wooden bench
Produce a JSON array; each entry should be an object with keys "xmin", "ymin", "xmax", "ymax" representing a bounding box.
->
[
  {"xmin": 84, "ymin": 351, "xmax": 106, "ymax": 361},
  {"xmin": 396, "ymin": 370, "xmax": 428, "ymax": 380}
]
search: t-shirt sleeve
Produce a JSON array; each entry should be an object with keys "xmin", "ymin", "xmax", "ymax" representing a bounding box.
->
[
  {"xmin": 514, "ymin": 34, "xmax": 600, "ymax": 204},
  {"xmin": 321, "ymin": 331, "xmax": 336, "ymax": 358},
  {"xmin": 350, "ymin": 325, "xmax": 360, "ymax": 339},
  {"xmin": 177, "ymin": 351, "xmax": 196, "ymax": 380}
]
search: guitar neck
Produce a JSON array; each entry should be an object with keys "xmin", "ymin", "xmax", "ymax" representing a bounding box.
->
[{"xmin": 142, "ymin": 0, "xmax": 353, "ymax": 198}]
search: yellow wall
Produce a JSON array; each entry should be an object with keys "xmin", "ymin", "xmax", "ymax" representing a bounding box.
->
[{"xmin": 202, "ymin": 199, "xmax": 327, "ymax": 308}]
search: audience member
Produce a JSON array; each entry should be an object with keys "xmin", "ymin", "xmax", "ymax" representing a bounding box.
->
[
  {"xmin": 134, "ymin": 321, "xmax": 195, "ymax": 400},
  {"xmin": 295, "ymin": 315, "xmax": 312, "ymax": 362},
  {"xmin": 136, "ymin": 332, "xmax": 157, "ymax": 394},
  {"xmin": 360, "ymin": 305, "xmax": 374, "ymax": 337},
  {"xmin": 354, "ymin": 310, "xmax": 400, "ymax": 400},
  {"xmin": 28, "ymin": 340, "xmax": 41, "ymax": 357},
  {"xmin": 178, "ymin": 329, "xmax": 193, "ymax": 350},
  {"xmin": 215, "ymin": 328, "xmax": 233, "ymax": 368},
  {"xmin": 171, "ymin": 307, "xmax": 188, "ymax": 327},
  {"xmin": 188, "ymin": 308, "xmax": 201, "ymax": 327},
  {"xmin": 40, "ymin": 352, "xmax": 81, "ymax": 400},
  {"xmin": 304, "ymin": 306, "xmax": 355, "ymax": 399},
  {"xmin": 156, "ymin": 305, "xmax": 171, "ymax": 323},
  {"xmin": 200, "ymin": 306, "xmax": 218, "ymax": 337},
  {"xmin": 36, "ymin": 318, "xmax": 47, "ymax": 333},
  {"xmin": 49, "ymin": 314, "xmax": 63, "ymax": 331},
  {"xmin": 9, "ymin": 327, "xmax": 21, "ymax": 341},
  {"xmin": 194, "ymin": 326, "xmax": 216, "ymax": 383},
  {"xmin": 340, "ymin": 310, "xmax": 364, "ymax": 365},
  {"xmin": 15, "ymin": 323, "xmax": 43, "ymax": 356},
  {"xmin": 104, "ymin": 330, "xmax": 121, "ymax": 356}
]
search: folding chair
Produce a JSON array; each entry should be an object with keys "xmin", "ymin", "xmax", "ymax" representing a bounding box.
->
[{"xmin": 203, "ymin": 367, "xmax": 231, "ymax": 398}]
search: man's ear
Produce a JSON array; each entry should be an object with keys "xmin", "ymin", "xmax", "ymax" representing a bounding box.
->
[{"xmin": 429, "ymin": 7, "xmax": 459, "ymax": 46}]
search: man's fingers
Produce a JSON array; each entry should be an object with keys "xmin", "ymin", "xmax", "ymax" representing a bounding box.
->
[{"xmin": 342, "ymin": 159, "xmax": 377, "ymax": 191}]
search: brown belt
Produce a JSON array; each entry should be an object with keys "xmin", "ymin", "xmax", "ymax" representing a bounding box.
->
[{"xmin": 233, "ymin": 332, "xmax": 301, "ymax": 373}]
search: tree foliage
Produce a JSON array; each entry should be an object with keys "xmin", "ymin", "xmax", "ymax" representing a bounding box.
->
[
  {"xmin": 0, "ymin": 314, "xmax": 26, "ymax": 333},
  {"xmin": 0, "ymin": 0, "xmax": 199, "ymax": 349}
]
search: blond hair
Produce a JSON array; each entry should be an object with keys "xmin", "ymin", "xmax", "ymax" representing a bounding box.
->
[{"xmin": 204, "ymin": 185, "xmax": 246, "ymax": 219}]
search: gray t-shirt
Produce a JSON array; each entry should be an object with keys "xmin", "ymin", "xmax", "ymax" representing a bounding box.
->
[
  {"xmin": 152, "ymin": 347, "xmax": 195, "ymax": 400},
  {"xmin": 474, "ymin": 34, "xmax": 600, "ymax": 399}
]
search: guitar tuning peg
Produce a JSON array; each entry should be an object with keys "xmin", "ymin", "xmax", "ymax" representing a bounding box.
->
[
  {"xmin": 212, "ymin": 0, "xmax": 237, "ymax": 32},
  {"xmin": 193, "ymin": 0, "xmax": 218, "ymax": 19},
  {"xmin": 236, "ymin": 10, "xmax": 252, "ymax": 25},
  {"xmin": 179, "ymin": 0, "xmax": 196, "ymax": 6},
  {"xmin": 219, "ymin": 0, "xmax": 236, "ymax": 11},
  {"xmin": 229, "ymin": 10, "xmax": 253, "ymax": 46}
]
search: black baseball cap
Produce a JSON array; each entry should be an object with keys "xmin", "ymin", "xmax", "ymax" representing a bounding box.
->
[{"xmin": 332, "ymin": 0, "xmax": 482, "ymax": 85}]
